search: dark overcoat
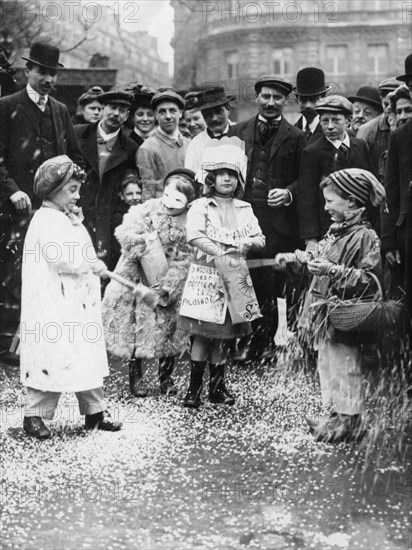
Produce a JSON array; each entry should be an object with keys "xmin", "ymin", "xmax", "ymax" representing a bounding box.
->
[{"xmin": 75, "ymin": 122, "xmax": 138, "ymax": 270}]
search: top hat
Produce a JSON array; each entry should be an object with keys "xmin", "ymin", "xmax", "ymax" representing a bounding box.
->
[
  {"xmin": 315, "ymin": 95, "xmax": 353, "ymax": 116},
  {"xmin": 254, "ymin": 75, "xmax": 293, "ymax": 96},
  {"xmin": 347, "ymin": 86, "xmax": 383, "ymax": 111},
  {"xmin": 193, "ymin": 87, "xmax": 236, "ymax": 111},
  {"xmin": 151, "ymin": 90, "xmax": 185, "ymax": 110},
  {"xmin": 293, "ymin": 67, "xmax": 331, "ymax": 97},
  {"xmin": 22, "ymin": 42, "xmax": 63, "ymax": 70},
  {"xmin": 99, "ymin": 91, "xmax": 133, "ymax": 107},
  {"xmin": 396, "ymin": 53, "xmax": 412, "ymax": 82}
]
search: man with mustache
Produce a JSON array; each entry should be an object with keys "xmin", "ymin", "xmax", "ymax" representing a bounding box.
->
[
  {"xmin": 0, "ymin": 42, "xmax": 83, "ymax": 359},
  {"xmin": 293, "ymin": 67, "xmax": 331, "ymax": 144},
  {"xmin": 75, "ymin": 91, "xmax": 139, "ymax": 271},
  {"xmin": 348, "ymin": 86, "xmax": 383, "ymax": 136},
  {"xmin": 229, "ymin": 75, "xmax": 306, "ymax": 362}
]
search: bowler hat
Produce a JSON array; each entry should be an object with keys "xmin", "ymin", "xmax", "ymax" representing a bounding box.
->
[
  {"xmin": 293, "ymin": 67, "xmax": 331, "ymax": 97},
  {"xmin": 348, "ymin": 86, "xmax": 383, "ymax": 112},
  {"xmin": 22, "ymin": 42, "xmax": 63, "ymax": 70},
  {"xmin": 99, "ymin": 91, "xmax": 133, "ymax": 107},
  {"xmin": 254, "ymin": 75, "xmax": 293, "ymax": 96},
  {"xmin": 378, "ymin": 77, "xmax": 399, "ymax": 96},
  {"xmin": 315, "ymin": 95, "xmax": 353, "ymax": 116},
  {"xmin": 396, "ymin": 53, "xmax": 412, "ymax": 82},
  {"xmin": 151, "ymin": 90, "xmax": 185, "ymax": 110},
  {"xmin": 193, "ymin": 87, "xmax": 236, "ymax": 111}
]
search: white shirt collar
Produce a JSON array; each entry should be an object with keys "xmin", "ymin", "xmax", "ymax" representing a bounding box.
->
[
  {"xmin": 208, "ymin": 123, "xmax": 230, "ymax": 137},
  {"xmin": 98, "ymin": 121, "xmax": 120, "ymax": 141},
  {"xmin": 258, "ymin": 115, "xmax": 282, "ymax": 123},
  {"xmin": 326, "ymin": 132, "xmax": 350, "ymax": 149},
  {"xmin": 26, "ymin": 83, "xmax": 48, "ymax": 106}
]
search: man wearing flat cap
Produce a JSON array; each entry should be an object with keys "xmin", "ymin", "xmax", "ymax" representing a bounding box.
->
[
  {"xmin": 137, "ymin": 90, "xmax": 189, "ymax": 202},
  {"xmin": 348, "ymin": 86, "xmax": 383, "ymax": 136},
  {"xmin": 185, "ymin": 86, "xmax": 235, "ymax": 172},
  {"xmin": 230, "ymin": 74, "xmax": 306, "ymax": 360},
  {"xmin": 357, "ymin": 78, "xmax": 399, "ymax": 181},
  {"xmin": 381, "ymin": 53, "xmax": 412, "ymax": 305},
  {"xmin": 293, "ymin": 67, "xmax": 331, "ymax": 144},
  {"xmin": 297, "ymin": 95, "xmax": 370, "ymax": 251},
  {"xmin": 75, "ymin": 90, "xmax": 139, "ymax": 271},
  {"xmin": 0, "ymin": 41, "xmax": 83, "ymax": 355}
]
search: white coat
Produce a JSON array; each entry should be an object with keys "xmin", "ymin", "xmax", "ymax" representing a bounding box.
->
[{"xmin": 20, "ymin": 206, "xmax": 109, "ymax": 392}]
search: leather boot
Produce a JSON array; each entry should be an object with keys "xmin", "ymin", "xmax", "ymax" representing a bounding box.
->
[
  {"xmin": 183, "ymin": 360, "xmax": 206, "ymax": 408},
  {"xmin": 209, "ymin": 363, "xmax": 235, "ymax": 405},
  {"xmin": 159, "ymin": 356, "xmax": 177, "ymax": 396},
  {"xmin": 129, "ymin": 357, "xmax": 148, "ymax": 398},
  {"xmin": 85, "ymin": 411, "xmax": 122, "ymax": 431},
  {"xmin": 23, "ymin": 416, "xmax": 51, "ymax": 440}
]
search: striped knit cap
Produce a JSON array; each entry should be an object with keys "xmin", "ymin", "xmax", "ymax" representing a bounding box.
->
[{"xmin": 326, "ymin": 168, "xmax": 388, "ymax": 213}]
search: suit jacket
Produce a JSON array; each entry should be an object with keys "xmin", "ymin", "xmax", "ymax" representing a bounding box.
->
[
  {"xmin": 381, "ymin": 119, "xmax": 412, "ymax": 253},
  {"xmin": 229, "ymin": 116, "xmax": 305, "ymax": 255},
  {"xmin": 0, "ymin": 88, "xmax": 83, "ymax": 217},
  {"xmin": 75, "ymin": 122, "xmax": 138, "ymax": 270},
  {"xmin": 297, "ymin": 134, "xmax": 370, "ymax": 241},
  {"xmin": 295, "ymin": 116, "xmax": 323, "ymax": 145}
]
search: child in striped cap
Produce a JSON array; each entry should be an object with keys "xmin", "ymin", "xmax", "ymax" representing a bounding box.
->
[{"xmin": 275, "ymin": 168, "xmax": 387, "ymax": 443}]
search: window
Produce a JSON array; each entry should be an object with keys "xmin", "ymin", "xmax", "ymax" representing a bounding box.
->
[
  {"xmin": 225, "ymin": 51, "xmax": 239, "ymax": 79},
  {"xmin": 272, "ymin": 48, "xmax": 293, "ymax": 77},
  {"xmin": 367, "ymin": 44, "xmax": 388, "ymax": 74},
  {"xmin": 326, "ymin": 45, "xmax": 348, "ymax": 75}
]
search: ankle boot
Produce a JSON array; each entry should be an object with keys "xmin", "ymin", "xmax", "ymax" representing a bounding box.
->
[
  {"xmin": 128, "ymin": 357, "xmax": 148, "ymax": 398},
  {"xmin": 159, "ymin": 356, "xmax": 177, "ymax": 396},
  {"xmin": 184, "ymin": 360, "xmax": 206, "ymax": 408},
  {"xmin": 209, "ymin": 363, "xmax": 235, "ymax": 405}
]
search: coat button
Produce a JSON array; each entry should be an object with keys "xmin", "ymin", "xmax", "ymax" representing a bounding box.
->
[
  {"xmin": 29, "ymin": 169, "xmax": 34, "ymax": 174},
  {"xmin": 36, "ymin": 137, "xmax": 40, "ymax": 142}
]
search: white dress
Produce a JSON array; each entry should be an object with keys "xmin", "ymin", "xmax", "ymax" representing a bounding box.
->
[{"xmin": 20, "ymin": 206, "xmax": 109, "ymax": 392}]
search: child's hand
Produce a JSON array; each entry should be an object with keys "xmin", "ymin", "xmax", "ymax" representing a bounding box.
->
[
  {"xmin": 307, "ymin": 260, "xmax": 334, "ymax": 276},
  {"xmin": 91, "ymin": 260, "xmax": 109, "ymax": 278}
]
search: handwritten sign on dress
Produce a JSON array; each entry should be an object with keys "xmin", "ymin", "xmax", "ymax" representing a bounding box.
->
[{"xmin": 179, "ymin": 263, "xmax": 227, "ymax": 324}]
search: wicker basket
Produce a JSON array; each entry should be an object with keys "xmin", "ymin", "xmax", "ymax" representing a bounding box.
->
[{"xmin": 328, "ymin": 272, "xmax": 403, "ymax": 332}]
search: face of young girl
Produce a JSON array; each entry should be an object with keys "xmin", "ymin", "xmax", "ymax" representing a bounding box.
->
[
  {"xmin": 214, "ymin": 169, "xmax": 238, "ymax": 196},
  {"xmin": 50, "ymin": 178, "xmax": 81, "ymax": 212},
  {"xmin": 323, "ymin": 187, "xmax": 354, "ymax": 223},
  {"xmin": 162, "ymin": 181, "xmax": 188, "ymax": 216},
  {"xmin": 121, "ymin": 183, "xmax": 140, "ymax": 206}
]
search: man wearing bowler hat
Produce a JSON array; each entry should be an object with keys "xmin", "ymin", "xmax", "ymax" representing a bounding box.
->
[
  {"xmin": 381, "ymin": 53, "xmax": 412, "ymax": 304},
  {"xmin": 185, "ymin": 86, "xmax": 235, "ymax": 172},
  {"xmin": 293, "ymin": 67, "xmax": 331, "ymax": 144},
  {"xmin": 137, "ymin": 89, "xmax": 189, "ymax": 202},
  {"xmin": 357, "ymin": 77, "xmax": 399, "ymax": 180},
  {"xmin": 75, "ymin": 90, "xmax": 139, "ymax": 271},
  {"xmin": 297, "ymin": 95, "xmax": 370, "ymax": 252},
  {"xmin": 230, "ymin": 74, "xmax": 306, "ymax": 361},
  {"xmin": 0, "ymin": 41, "xmax": 83, "ymax": 357},
  {"xmin": 348, "ymin": 86, "xmax": 383, "ymax": 135}
]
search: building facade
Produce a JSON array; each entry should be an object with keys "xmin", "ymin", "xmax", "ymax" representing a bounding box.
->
[{"xmin": 172, "ymin": 0, "xmax": 411, "ymax": 121}]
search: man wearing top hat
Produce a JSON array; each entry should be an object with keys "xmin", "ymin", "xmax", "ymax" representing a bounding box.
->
[
  {"xmin": 75, "ymin": 90, "xmax": 138, "ymax": 271},
  {"xmin": 0, "ymin": 41, "xmax": 83, "ymax": 355},
  {"xmin": 137, "ymin": 90, "xmax": 189, "ymax": 202},
  {"xmin": 348, "ymin": 86, "xmax": 383, "ymax": 136},
  {"xmin": 229, "ymin": 75, "xmax": 306, "ymax": 360},
  {"xmin": 185, "ymin": 86, "xmax": 235, "ymax": 172},
  {"xmin": 357, "ymin": 78, "xmax": 399, "ymax": 181},
  {"xmin": 297, "ymin": 95, "xmax": 370, "ymax": 251},
  {"xmin": 381, "ymin": 53, "xmax": 412, "ymax": 303},
  {"xmin": 293, "ymin": 67, "xmax": 331, "ymax": 144}
]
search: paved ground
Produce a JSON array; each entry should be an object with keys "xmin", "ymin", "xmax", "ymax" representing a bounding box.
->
[{"xmin": 1, "ymin": 349, "xmax": 411, "ymax": 550}]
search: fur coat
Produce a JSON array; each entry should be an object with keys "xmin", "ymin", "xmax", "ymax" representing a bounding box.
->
[{"xmin": 102, "ymin": 198, "xmax": 192, "ymax": 358}]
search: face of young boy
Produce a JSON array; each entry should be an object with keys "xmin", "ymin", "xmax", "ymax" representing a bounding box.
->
[
  {"xmin": 323, "ymin": 187, "xmax": 354, "ymax": 223},
  {"xmin": 320, "ymin": 112, "xmax": 348, "ymax": 141},
  {"xmin": 50, "ymin": 178, "xmax": 81, "ymax": 212},
  {"xmin": 213, "ymin": 169, "xmax": 238, "ymax": 196},
  {"xmin": 121, "ymin": 183, "xmax": 140, "ymax": 206}
]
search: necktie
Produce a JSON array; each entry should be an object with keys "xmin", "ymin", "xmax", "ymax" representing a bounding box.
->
[
  {"xmin": 339, "ymin": 143, "xmax": 349, "ymax": 161},
  {"xmin": 258, "ymin": 119, "xmax": 279, "ymax": 143},
  {"xmin": 304, "ymin": 122, "xmax": 312, "ymax": 140},
  {"xmin": 37, "ymin": 96, "xmax": 46, "ymax": 112},
  {"xmin": 206, "ymin": 128, "xmax": 227, "ymax": 140}
]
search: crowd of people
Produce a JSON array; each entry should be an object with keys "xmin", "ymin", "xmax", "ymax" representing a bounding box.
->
[{"xmin": 0, "ymin": 42, "xmax": 411, "ymax": 445}]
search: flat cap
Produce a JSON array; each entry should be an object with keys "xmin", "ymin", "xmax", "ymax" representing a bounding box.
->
[
  {"xmin": 378, "ymin": 77, "xmax": 399, "ymax": 96},
  {"xmin": 98, "ymin": 91, "xmax": 133, "ymax": 107},
  {"xmin": 254, "ymin": 75, "xmax": 293, "ymax": 95},
  {"xmin": 151, "ymin": 90, "xmax": 185, "ymax": 110},
  {"xmin": 315, "ymin": 95, "xmax": 353, "ymax": 116}
]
